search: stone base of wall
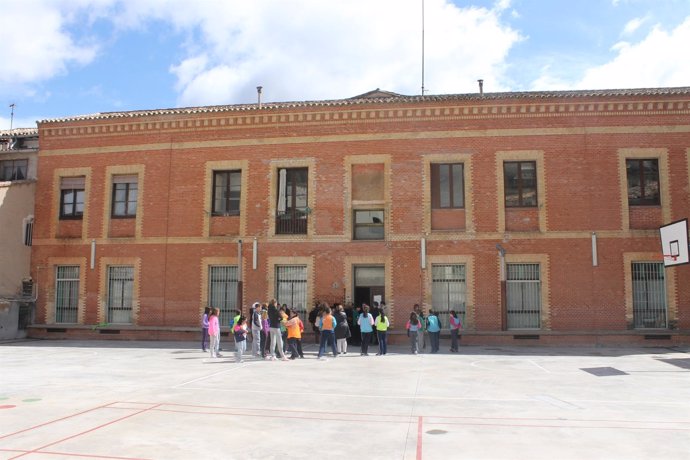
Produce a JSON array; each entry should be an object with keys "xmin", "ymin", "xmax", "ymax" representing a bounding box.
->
[{"xmin": 26, "ymin": 325, "xmax": 690, "ymax": 347}]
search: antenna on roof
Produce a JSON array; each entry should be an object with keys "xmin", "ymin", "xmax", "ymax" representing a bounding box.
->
[
  {"xmin": 421, "ymin": 0, "xmax": 426, "ymax": 96},
  {"xmin": 9, "ymin": 103, "xmax": 15, "ymax": 130}
]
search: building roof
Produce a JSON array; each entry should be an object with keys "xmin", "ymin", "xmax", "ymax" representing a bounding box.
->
[
  {"xmin": 38, "ymin": 86, "xmax": 690, "ymax": 124},
  {"xmin": 0, "ymin": 128, "xmax": 39, "ymax": 138}
]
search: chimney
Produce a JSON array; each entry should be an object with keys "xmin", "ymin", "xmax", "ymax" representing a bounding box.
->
[
  {"xmin": 478, "ymin": 79, "xmax": 484, "ymax": 95},
  {"xmin": 257, "ymin": 86, "xmax": 263, "ymax": 109}
]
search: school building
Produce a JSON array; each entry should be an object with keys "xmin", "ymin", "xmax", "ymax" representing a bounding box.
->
[{"xmin": 27, "ymin": 87, "xmax": 690, "ymax": 344}]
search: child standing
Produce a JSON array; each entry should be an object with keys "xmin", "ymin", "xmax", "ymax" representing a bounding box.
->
[
  {"xmin": 406, "ymin": 312, "xmax": 422, "ymax": 354},
  {"xmin": 285, "ymin": 310, "xmax": 305, "ymax": 359},
  {"xmin": 201, "ymin": 306, "xmax": 210, "ymax": 352},
  {"xmin": 233, "ymin": 316, "xmax": 248, "ymax": 363},
  {"xmin": 208, "ymin": 307, "xmax": 222, "ymax": 358},
  {"xmin": 334, "ymin": 305, "xmax": 351, "ymax": 355},
  {"xmin": 357, "ymin": 304, "xmax": 374, "ymax": 356},
  {"xmin": 375, "ymin": 308, "xmax": 390, "ymax": 355},
  {"xmin": 260, "ymin": 308, "xmax": 270, "ymax": 358},
  {"xmin": 426, "ymin": 310, "xmax": 441, "ymax": 353},
  {"xmin": 449, "ymin": 310, "xmax": 463, "ymax": 352}
]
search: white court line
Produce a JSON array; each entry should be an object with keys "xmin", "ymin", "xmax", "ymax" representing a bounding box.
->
[{"xmin": 173, "ymin": 361, "xmax": 253, "ymax": 388}]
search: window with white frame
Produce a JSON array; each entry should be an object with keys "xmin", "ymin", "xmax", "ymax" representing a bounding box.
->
[
  {"xmin": 431, "ymin": 264, "xmax": 467, "ymax": 328},
  {"xmin": 353, "ymin": 209, "xmax": 385, "ymax": 240},
  {"xmin": 506, "ymin": 263, "xmax": 541, "ymax": 329},
  {"xmin": 107, "ymin": 266, "xmax": 134, "ymax": 323},
  {"xmin": 208, "ymin": 266, "xmax": 238, "ymax": 326},
  {"xmin": 275, "ymin": 265, "xmax": 308, "ymax": 323},
  {"xmin": 632, "ymin": 262, "xmax": 667, "ymax": 328},
  {"xmin": 55, "ymin": 266, "xmax": 79, "ymax": 323}
]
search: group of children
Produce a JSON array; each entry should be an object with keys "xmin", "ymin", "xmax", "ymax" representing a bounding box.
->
[{"xmin": 201, "ymin": 301, "xmax": 464, "ymax": 362}]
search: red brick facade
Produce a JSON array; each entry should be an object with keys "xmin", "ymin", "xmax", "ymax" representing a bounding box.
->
[{"xmin": 29, "ymin": 88, "xmax": 690, "ymax": 344}]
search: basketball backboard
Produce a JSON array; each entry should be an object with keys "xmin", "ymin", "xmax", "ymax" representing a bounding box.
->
[{"xmin": 659, "ymin": 218, "xmax": 689, "ymax": 267}]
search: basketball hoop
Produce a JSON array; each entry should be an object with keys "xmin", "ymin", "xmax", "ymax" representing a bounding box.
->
[{"xmin": 663, "ymin": 254, "xmax": 679, "ymax": 262}]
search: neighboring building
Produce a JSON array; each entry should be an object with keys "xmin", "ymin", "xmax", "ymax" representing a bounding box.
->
[
  {"xmin": 0, "ymin": 128, "xmax": 38, "ymax": 339},
  {"xmin": 29, "ymin": 87, "xmax": 690, "ymax": 344}
]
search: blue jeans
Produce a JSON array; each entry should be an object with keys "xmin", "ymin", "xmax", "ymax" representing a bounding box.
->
[
  {"xmin": 429, "ymin": 331, "xmax": 440, "ymax": 353},
  {"xmin": 377, "ymin": 331, "xmax": 387, "ymax": 355},
  {"xmin": 360, "ymin": 332, "xmax": 372, "ymax": 354},
  {"xmin": 318, "ymin": 330, "xmax": 337, "ymax": 357}
]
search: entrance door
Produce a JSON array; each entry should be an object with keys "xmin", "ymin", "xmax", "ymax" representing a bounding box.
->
[
  {"xmin": 352, "ymin": 266, "xmax": 385, "ymax": 345},
  {"xmin": 353, "ymin": 266, "xmax": 385, "ymax": 308}
]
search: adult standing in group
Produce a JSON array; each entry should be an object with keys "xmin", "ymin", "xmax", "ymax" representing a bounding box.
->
[
  {"xmin": 309, "ymin": 304, "xmax": 321, "ymax": 344},
  {"xmin": 426, "ymin": 310, "xmax": 441, "ymax": 353},
  {"xmin": 414, "ymin": 304, "xmax": 426, "ymax": 351},
  {"xmin": 334, "ymin": 304, "xmax": 351, "ymax": 355},
  {"xmin": 250, "ymin": 302, "xmax": 262, "ymax": 357},
  {"xmin": 267, "ymin": 299, "xmax": 288, "ymax": 361},
  {"xmin": 317, "ymin": 305, "xmax": 338, "ymax": 359},
  {"xmin": 449, "ymin": 310, "xmax": 463, "ymax": 352},
  {"xmin": 358, "ymin": 304, "xmax": 374, "ymax": 356},
  {"xmin": 375, "ymin": 307, "xmax": 390, "ymax": 355}
]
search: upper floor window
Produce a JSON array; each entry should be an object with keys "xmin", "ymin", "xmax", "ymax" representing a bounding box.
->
[
  {"xmin": 276, "ymin": 167, "xmax": 308, "ymax": 234},
  {"xmin": 504, "ymin": 161, "xmax": 537, "ymax": 208},
  {"xmin": 626, "ymin": 159, "xmax": 660, "ymax": 206},
  {"xmin": 431, "ymin": 163, "xmax": 464, "ymax": 209},
  {"xmin": 59, "ymin": 177, "xmax": 85, "ymax": 220},
  {"xmin": 353, "ymin": 209, "xmax": 384, "ymax": 240},
  {"xmin": 1, "ymin": 159, "xmax": 28, "ymax": 181},
  {"xmin": 212, "ymin": 170, "xmax": 241, "ymax": 216},
  {"xmin": 112, "ymin": 175, "xmax": 138, "ymax": 218}
]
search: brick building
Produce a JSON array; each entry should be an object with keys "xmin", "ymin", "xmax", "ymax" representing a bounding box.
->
[{"xmin": 29, "ymin": 87, "xmax": 690, "ymax": 344}]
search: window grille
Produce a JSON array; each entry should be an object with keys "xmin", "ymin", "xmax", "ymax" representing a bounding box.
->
[
  {"xmin": 506, "ymin": 263, "xmax": 541, "ymax": 329},
  {"xmin": 208, "ymin": 266, "xmax": 238, "ymax": 326},
  {"xmin": 632, "ymin": 262, "xmax": 667, "ymax": 328},
  {"xmin": 55, "ymin": 266, "xmax": 79, "ymax": 323},
  {"xmin": 431, "ymin": 264, "xmax": 467, "ymax": 328},
  {"xmin": 276, "ymin": 265, "xmax": 308, "ymax": 323},
  {"xmin": 107, "ymin": 266, "xmax": 134, "ymax": 324}
]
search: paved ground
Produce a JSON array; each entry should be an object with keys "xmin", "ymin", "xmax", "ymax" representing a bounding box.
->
[{"xmin": 1, "ymin": 339, "xmax": 689, "ymax": 460}]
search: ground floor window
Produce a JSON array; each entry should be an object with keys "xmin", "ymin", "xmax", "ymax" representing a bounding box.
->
[
  {"xmin": 209, "ymin": 265, "xmax": 238, "ymax": 326},
  {"xmin": 431, "ymin": 264, "xmax": 466, "ymax": 328},
  {"xmin": 55, "ymin": 266, "xmax": 79, "ymax": 323},
  {"xmin": 632, "ymin": 262, "xmax": 667, "ymax": 328},
  {"xmin": 276, "ymin": 265, "xmax": 307, "ymax": 323},
  {"xmin": 507, "ymin": 263, "xmax": 541, "ymax": 329},
  {"xmin": 107, "ymin": 266, "xmax": 134, "ymax": 324}
]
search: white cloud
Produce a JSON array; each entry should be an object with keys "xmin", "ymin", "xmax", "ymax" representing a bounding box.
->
[
  {"xmin": 532, "ymin": 16, "xmax": 690, "ymax": 90},
  {"xmin": 114, "ymin": 0, "xmax": 522, "ymax": 105},
  {"xmin": 0, "ymin": 1, "xmax": 100, "ymax": 91},
  {"xmin": 622, "ymin": 16, "xmax": 648, "ymax": 36},
  {"xmin": 577, "ymin": 18, "xmax": 690, "ymax": 89}
]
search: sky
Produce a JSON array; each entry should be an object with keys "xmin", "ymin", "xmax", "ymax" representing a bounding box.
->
[{"xmin": 2, "ymin": 0, "xmax": 690, "ymax": 129}]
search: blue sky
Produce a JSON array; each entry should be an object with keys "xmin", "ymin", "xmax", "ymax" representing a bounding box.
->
[{"xmin": 2, "ymin": 0, "xmax": 689, "ymax": 129}]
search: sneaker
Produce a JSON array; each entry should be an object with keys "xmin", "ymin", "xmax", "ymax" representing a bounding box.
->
[
  {"xmin": 216, "ymin": 354, "xmax": 223, "ymax": 358},
  {"xmin": 281, "ymin": 357, "xmax": 289, "ymax": 361}
]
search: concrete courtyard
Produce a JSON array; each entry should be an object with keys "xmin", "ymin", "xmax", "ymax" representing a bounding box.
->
[{"xmin": 1, "ymin": 339, "xmax": 689, "ymax": 459}]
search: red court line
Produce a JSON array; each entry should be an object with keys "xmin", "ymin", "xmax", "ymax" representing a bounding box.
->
[
  {"xmin": 2, "ymin": 447, "xmax": 150, "ymax": 460},
  {"xmin": 8, "ymin": 403, "xmax": 161, "ymax": 460},
  {"xmin": 0, "ymin": 402, "xmax": 117, "ymax": 441},
  {"xmin": 416, "ymin": 416, "xmax": 423, "ymax": 460}
]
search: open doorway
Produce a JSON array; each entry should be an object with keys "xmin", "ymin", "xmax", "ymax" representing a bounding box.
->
[{"xmin": 351, "ymin": 266, "xmax": 385, "ymax": 346}]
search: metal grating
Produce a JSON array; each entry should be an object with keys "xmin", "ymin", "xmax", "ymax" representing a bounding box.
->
[
  {"xmin": 632, "ymin": 262, "xmax": 667, "ymax": 329},
  {"xmin": 507, "ymin": 263, "xmax": 541, "ymax": 329}
]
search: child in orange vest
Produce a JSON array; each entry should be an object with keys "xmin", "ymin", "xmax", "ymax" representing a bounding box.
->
[{"xmin": 285, "ymin": 310, "xmax": 305, "ymax": 359}]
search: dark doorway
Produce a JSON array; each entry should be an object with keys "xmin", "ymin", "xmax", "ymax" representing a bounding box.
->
[{"xmin": 352, "ymin": 266, "xmax": 385, "ymax": 346}]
